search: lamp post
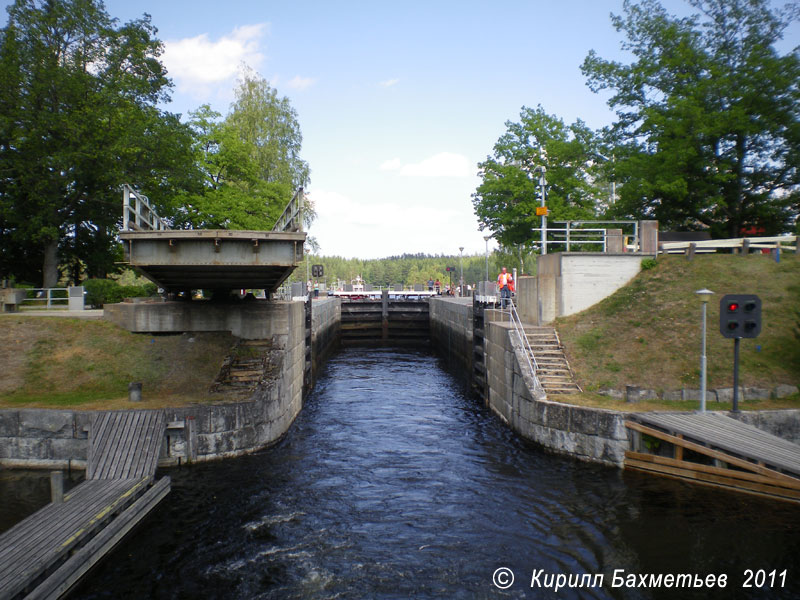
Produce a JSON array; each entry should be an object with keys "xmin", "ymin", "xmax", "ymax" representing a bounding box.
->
[
  {"xmin": 696, "ymin": 288, "xmax": 714, "ymax": 412},
  {"xmin": 531, "ymin": 166, "xmax": 547, "ymax": 255},
  {"xmin": 458, "ymin": 246, "xmax": 464, "ymax": 296},
  {"xmin": 483, "ymin": 235, "xmax": 491, "ymax": 283},
  {"xmin": 305, "ymin": 248, "xmax": 311, "ymax": 296}
]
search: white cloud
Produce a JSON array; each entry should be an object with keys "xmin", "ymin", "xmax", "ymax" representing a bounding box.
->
[
  {"xmin": 287, "ymin": 75, "xmax": 316, "ymax": 90},
  {"xmin": 162, "ymin": 24, "xmax": 268, "ymax": 96},
  {"xmin": 379, "ymin": 78, "xmax": 400, "ymax": 87},
  {"xmin": 379, "ymin": 158, "xmax": 402, "ymax": 171},
  {"xmin": 380, "ymin": 152, "xmax": 472, "ymax": 178}
]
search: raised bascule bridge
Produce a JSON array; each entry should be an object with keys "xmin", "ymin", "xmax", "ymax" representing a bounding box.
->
[{"xmin": 119, "ymin": 184, "xmax": 307, "ymax": 296}]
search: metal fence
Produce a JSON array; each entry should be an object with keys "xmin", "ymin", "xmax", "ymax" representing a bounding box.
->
[
  {"xmin": 122, "ymin": 184, "xmax": 170, "ymax": 232},
  {"xmin": 273, "ymin": 187, "xmax": 305, "ymax": 233}
]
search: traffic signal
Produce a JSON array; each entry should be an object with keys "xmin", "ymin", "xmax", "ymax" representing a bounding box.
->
[
  {"xmin": 311, "ymin": 264, "xmax": 324, "ymax": 278},
  {"xmin": 720, "ymin": 294, "xmax": 761, "ymax": 339}
]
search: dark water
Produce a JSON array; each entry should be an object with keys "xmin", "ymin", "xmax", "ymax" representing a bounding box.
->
[{"xmin": 6, "ymin": 348, "xmax": 800, "ymax": 599}]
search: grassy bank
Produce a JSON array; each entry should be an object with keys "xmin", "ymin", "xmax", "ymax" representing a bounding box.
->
[
  {"xmin": 555, "ymin": 253, "xmax": 800, "ymax": 407},
  {"xmin": 0, "ymin": 317, "xmax": 235, "ymax": 409}
]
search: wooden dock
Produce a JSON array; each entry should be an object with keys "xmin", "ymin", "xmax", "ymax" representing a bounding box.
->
[
  {"xmin": 0, "ymin": 410, "xmax": 169, "ymax": 600},
  {"xmin": 625, "ymin": 412, "xmax": 800, "ymax": 504}
]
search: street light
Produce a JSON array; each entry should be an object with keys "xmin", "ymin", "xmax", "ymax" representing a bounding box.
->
[
  {"xmin": 594, "ymin": 152, "xmax": 616, "ymax": 210},
  {"xmin": 483, "ymin": 235, "xmax": 491, "ymax": 283},
  {"xmin": 458, "ymin": 246, "xmax": 464, "ymax": 296},
  {"xmin": 530, "ymin": 166, "xmax": 547, "ymax": 255},
  {"xmin": 696, "ymin": 288, "xmax": 714, "ymax": 412}
]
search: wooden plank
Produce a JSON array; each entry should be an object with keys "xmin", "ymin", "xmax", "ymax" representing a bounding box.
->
[
  {"xmin": 26, "ymin": 477, "xmax": 171, "ymax": 600},
  {"xmin": 636, "ymin": 413, "xmax": 800, "ymax": 472},
  {"xmin": 0, "ymin": 480, "xmax": 137, "ymax": 578},
  {"xmin": 91, "ymin": 412, "xmax": 125, "ymax": 479},
  {"xmin": 113, "ymin": 412, "xmax": 140, "ymax": 479},
  {"xmin": 0, "ymin": 479, "xmax": 147, "ymax": 598},
  {"xmin": 117, "ymin": 411, "xmax": 145, "ymax": 478},
  {"xmin": 86, "ymin": 413, "xmax": 112, "ymax": 479},
  {"xmin": 625, "ymin": 458, "xmax": 800, "ymax": 504},
  {"xmin": 625, "ymin": 451, "xmax": 800, "ymax": 492},
  {"xmin": 138, "ymin": 412, "xmax": 164, "ymax": 479},
  {"xmin": 110, "ymin": 412, "xmax": 135, "ymax": 479},
  {"xmin": 628, "ymin": 420, "xmax": 796, "ymax": 471},
  {"xmin": 0, "ymin": 481, "xmax": 126, "ymax": 567},
  {"xmin": 625, "ymin": 420, "xmax": 800, "ymax": 484},
  {"xmin": 130, "ymin": 412, "xmax": 155, "ymax": 479}
]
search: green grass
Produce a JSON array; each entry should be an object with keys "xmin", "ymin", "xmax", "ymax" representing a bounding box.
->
[
  {"xmin": 0, "ymin": 318, "xmax": 236, "ymax": 409},
  {"xmin": 556, "ymin": 253, "xmax": 800, "ymax": 397}
]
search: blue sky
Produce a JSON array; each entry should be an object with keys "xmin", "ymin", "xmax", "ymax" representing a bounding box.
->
[{"xmin": 4, "ymin": 1, "xmax": 798, "ymax": 258}]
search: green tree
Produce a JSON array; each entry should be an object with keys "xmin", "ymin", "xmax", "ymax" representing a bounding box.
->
[
  {"xmin": 228, "ymin": 69, "xmax": 310, "ymax": 190},
  {"xmin": 582, "ymin": 0, "xmax": 800, "ymax": 237},
  {"xmin": 472, "ymin": 106, "xmax": 602, "ymax": 251},
  {"xmin": 176, "ymin": 104, "xmax": 290, "ymax": 229},
  {"xmin": 0, "ymin": 0, "xmax": 196, "ymax": 286},
  {"xmin": 178, "ymin": 71, "xmax": 313, "ymax": 232}
]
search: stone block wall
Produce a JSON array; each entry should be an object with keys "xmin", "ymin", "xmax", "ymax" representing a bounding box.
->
[
  {"xmin": 484, "ymin": 320, "xmax": 630, "ymax": 466},
  {"xmin": 0, "ymin": 299, "xmax": 342, "ymax": 468},
  {"xmin": 311, "ymin": 297, "xmax": 341, "ymax": 373},
  {"xmin": 429, "ymin": 297, "xmax": 472, "ymax": 373}
]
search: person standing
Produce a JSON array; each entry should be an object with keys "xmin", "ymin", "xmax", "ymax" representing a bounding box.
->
[{"xmin": 497, "ymin": 267, "xmax": 514, "ymax": 308}]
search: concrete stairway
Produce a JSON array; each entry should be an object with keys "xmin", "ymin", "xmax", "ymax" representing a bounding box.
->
[
  {"xmin": 211, "ymin": 339, "xmax": 275, "ymax": 394},
  {"xmin": 523, "ymin": 327, "xmax": 582, "ymax": 395}
]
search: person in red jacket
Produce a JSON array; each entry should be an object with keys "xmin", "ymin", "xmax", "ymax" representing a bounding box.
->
[{"xmin": 497, "ymin": 267, "xmax": 514, "ymax": 308}]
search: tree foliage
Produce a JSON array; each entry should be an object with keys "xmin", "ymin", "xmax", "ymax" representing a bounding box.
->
[
  {"xmin": 582, "ymin": 0, "xmax": 800, "ymax": 236},
  {"xmin": 292, "ymin": 252, "xmax": 513, "ymax": 291},
  {"xmin": 0, "ymin": 0, "xmax": 196, "ymax": 286},
  {"xmin": 176, "ymin": 72, "xmax": 311, "ymax": 231},
  {"xmin": 472, "ymin": 106, "xmax": 603, "ymax": 250}
]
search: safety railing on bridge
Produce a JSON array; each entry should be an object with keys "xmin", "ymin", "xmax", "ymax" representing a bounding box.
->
[
  {"xmin": 122, "ymin": 184, "xmax": 170, "ymax": 232},
  {"xmin": 273, "ymin": 187, "xmax": 305, "ymax": 233}
]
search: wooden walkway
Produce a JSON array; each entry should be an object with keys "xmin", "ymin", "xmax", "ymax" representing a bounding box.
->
[
  {"xmin": 625, "ymin": 412, "xmax": 800, "ymax": 504},
  {"xmin": 0, "ymin": 410, "xmax": 169, "ymax": 600}
]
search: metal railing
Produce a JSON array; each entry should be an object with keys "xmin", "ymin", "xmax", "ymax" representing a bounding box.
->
[
  {"xmin": 504, "ymin": 300, "xmax": 545, "ymax": 397},
  {"xmin": 547, "ymin": 220, "xmax": 639, "ymax": 252},
  {"xmin": 122, "ymin": 184, "xmax": 170, "ymax": 232},
  {"xmin": 21, "ymin": 288, "xmax": 69, "ymax": 309},
  {"xmin": 273, "ymin": 187, "xmax": 305, "ymax": 233}
]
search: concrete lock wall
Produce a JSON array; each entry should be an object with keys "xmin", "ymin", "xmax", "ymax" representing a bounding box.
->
[
  {"xmin": 483, "ymin": 319, "xmax": 629, "ymax": 466},
  {"xmin": 530, "ymin": 253, "xmax": 645, "ymax": 325},
  {"xmin": 0, "ymin": 299, "xmax": 343, "ymax": 468},
  {"xmin": 429, "ymin": 298, "xmax": 473, "ymax": 373}
]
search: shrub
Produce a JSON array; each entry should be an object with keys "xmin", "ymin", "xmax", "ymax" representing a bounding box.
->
[
  {"xmin": 640, "ymin": 257, "xmax": 658, "ymax": 271},
  {"xmin": 83, "ymin": 279, "xmax": 157, "ymax": 307}
]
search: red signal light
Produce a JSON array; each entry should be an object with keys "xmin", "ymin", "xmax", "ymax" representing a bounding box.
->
[{"xmin": 727, "ymin": 302, "xmax": 740, "ymax": 312}]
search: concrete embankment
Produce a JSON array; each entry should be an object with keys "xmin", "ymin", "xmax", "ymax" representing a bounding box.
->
[{"xmin": 0, "ymin": 298, "xmax": 341, "ymax": 468}]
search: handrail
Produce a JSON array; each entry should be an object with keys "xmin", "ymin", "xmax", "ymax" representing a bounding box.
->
[
  {"xmin": 505, "ymin": 301, "xmax": 545, "ymax": 397},
  {"xmin": 122, "ymin": 184, "xmax": 170, "ymax": 232},
  {"xmin": 273, "ymin": 187, "xmax": 305, "ymax": 233}
]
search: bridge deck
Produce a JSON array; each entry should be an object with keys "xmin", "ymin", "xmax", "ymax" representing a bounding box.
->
[
  {"xmin": 625, "ymin": 412, "xmax": 800, "ymax": 503},
  {"xmin": 0, "ymin": 411, "xmax": 169, "ymax": 599},
  {"xmin": 121, "ymin": 229, "xmax": 306, "ymax": 293}
]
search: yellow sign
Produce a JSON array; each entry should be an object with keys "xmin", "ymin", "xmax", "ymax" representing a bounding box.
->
[{"xmin": 535, "ymin": 206, "xmax": 548, "ymax": 216}]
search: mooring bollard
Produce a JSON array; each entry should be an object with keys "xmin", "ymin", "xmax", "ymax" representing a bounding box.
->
[
  {"xmin": 128, "ymin": 382, "xmax": 143, "ymax": 402},
  {"xmin": 50, "ymin": 471, "xmax": 63, "ymax": 504}
]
